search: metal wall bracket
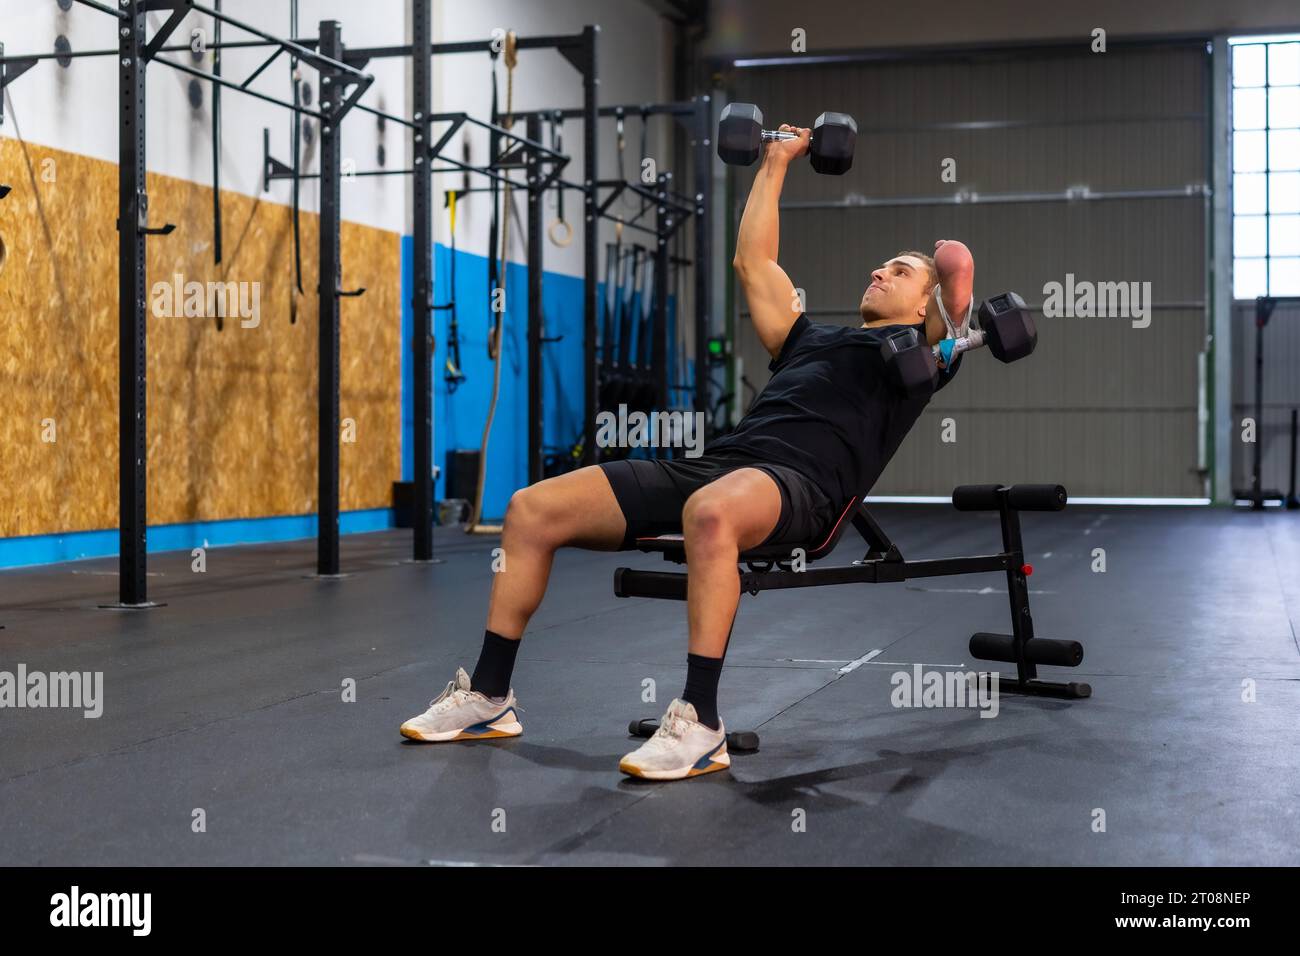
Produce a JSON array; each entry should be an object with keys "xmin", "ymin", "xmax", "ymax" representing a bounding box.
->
[
  {"xmin": 555, "ymin": 31, "xmax": 593, "ymax": 76},
  {"xmin": 138, "ymin": 191, "xmax": 175, "ymax": 234},
  {"xmin": 114, "ymin": 192, "xmax": 175, "ymax": 236},
  {"xmin": 140, "ymin": 1, "xmax": 191, "ymax": 62},
  {"xmin": 0, "ymin": 41, "xmax": 38, "ymax": 125},
  {"xmin": 262, "ymin": 127, "xmax": 295, "ymax": 191}
]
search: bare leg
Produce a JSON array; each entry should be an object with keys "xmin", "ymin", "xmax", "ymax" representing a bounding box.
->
[
  {"xmin": 681, "ymin": 468, "xmax": 784, "ymax": 658},
  {"xmin": 485, "ymin": 466, "xmax": 627, "ymax": 639}
]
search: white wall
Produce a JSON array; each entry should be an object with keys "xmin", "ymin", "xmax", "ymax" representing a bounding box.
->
[
  {"xmin": 1, "ymin": 0, "xmax": 675, "ymax": 257},
  {"xmin": 426, "ymin": 0, "xmax": 674, "ymax": 276},
  {"xmin": 704, "ymin": 0, "xmax": 1300, "ymax": 57},
  {"xmin": 0, "ymin": 0, "xmax": 409, "ymax": 231}
]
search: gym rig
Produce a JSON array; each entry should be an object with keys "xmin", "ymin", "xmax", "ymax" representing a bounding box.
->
[{"xmin": 0, "ymin": 2, "xmax": 716, "ymax": 595}]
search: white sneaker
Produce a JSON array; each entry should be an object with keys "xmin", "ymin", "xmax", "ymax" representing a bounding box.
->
[
  {"xmin": 399, "ymin": 667, "xmax": 523, "ymax": 742},
  {"xmin": 619, "ymin": 699, "xmax": 729, "ymax": 780}
]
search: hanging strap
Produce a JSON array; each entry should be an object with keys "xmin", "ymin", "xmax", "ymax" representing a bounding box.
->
[
  {"xmin": 443, "ymin": 189, "xmax": 464, "ymax": 390},
  {"xmin": 466, "ymin": 29, "xmax": 517, "ymax": 535}
]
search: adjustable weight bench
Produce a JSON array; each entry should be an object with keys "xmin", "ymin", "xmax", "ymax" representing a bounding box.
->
[{"xmin": 616, "ymin": 483, "xmax": 1090, "ymax": 751}]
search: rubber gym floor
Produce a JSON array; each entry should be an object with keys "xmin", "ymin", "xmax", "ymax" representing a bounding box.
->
[{"xmin": 1, "ymin": 504, "xmax": 1297, "ymax": 867}]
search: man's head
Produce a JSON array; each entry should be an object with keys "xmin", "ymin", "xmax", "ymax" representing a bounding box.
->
[{"xmin": 859, "ymin": 251, "xmax": 937, "ymax": 326}]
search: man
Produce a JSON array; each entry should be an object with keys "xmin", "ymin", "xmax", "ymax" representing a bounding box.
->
[{"xmin": 401, "ymin": 123, "xmax": 975, "ymax": 781}]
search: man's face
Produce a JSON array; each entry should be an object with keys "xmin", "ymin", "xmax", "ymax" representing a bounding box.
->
[{"xmin": 859, "ymin": 255, "xmax": 932, "ymax": 325}]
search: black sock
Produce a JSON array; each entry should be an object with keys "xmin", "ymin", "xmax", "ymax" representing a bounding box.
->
[
  {"xmin": 471, "ymin": 630, "xmax": 520, "ymax": 698},
  {"xmin": 681, "ymin": 653, "xmax": 723, "ymax": 730}
]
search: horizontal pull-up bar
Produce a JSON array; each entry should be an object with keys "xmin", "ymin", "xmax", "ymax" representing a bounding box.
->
[
  {"xmin": 426, "ymin": 153, "xmax": 542, "ymax": 190},
  {"xmin": 343, "ymin": 32, "xmax": 590, "ymax": 61},
  {"xmin": 39, "ymin": 9, "xmax": 590, "ymax": 79},
  {"xmin": 273, "ymin": 165, "xmax": 536, "ymax": 183},
  {"xmin": 153, "ymin": 53, "xmax": 327, "ymax": 119},
  {"xmin": 271, "ymin": 167, "xmax": 418, "ymax": 182},
  {"xmin": 187, "ymin": 1, "xmax": 368, "ymax": 83},
  {"xmin": 514, "ymin": 100, "xmax": 709, "ymax": 122},
  {"xmin": 0, "ymin": 37, "xmax": 305, "ymax": 64},
  {"xmin": 334, "ymin": 102, "xmax": 572, "ymax": 171},
  {"xmin": 516, "ymin": 178, "xmax": 696, "ymax": 218},
  {"xmin": 7, "ymin": 4, "xmax": 372, "ymax": 124},
  {"xmin": 73, "ymin": 0, "xmax": 127, "ymax": 20},
  {"xmin": 596, "ymin": 179, "xmax": 695, "ymax": 214},
  {"xmin": 429, "ymin": 112, "xmax": 570, "ymax": 162},
  {"xmin": 352, "ymin": 100, "xmax": 420, "ymax": 131},
  {"xmin": 447, "ymin": 180, "xmax": 693, "ymax": 240}
]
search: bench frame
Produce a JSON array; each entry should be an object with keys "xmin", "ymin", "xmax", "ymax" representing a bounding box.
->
[{"xmin": 614, "ymin": 483, "xmax": 1091, "ymax": 704}]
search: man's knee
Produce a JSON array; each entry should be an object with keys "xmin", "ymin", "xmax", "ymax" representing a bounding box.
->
[
  {"xmin": 504, "ymin": 485, "xmax": 555, "ymax": 544},
  {"xmin": 682, "ymin": 494, "xmax": 736, "ymax": 550}
]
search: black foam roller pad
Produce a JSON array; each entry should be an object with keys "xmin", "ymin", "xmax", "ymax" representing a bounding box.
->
[
  {"xmin": 969, "ymin": 632, "xmax": 1084, "ymax": 667},
  {"xmin": 1007, "ymin": 484, "xmax": 1068, "ymax": 511},
  {"xmin": 951, "ymin": 484, "xmax": 1004, "ymax": 511}
]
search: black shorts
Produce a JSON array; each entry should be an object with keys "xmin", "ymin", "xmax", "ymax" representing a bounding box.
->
[{"xmin": 598, "ymin": 453, "xmax": 837, "ymax": 552}]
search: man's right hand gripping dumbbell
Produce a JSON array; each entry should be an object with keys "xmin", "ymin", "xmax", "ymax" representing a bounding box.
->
[{"xmin": 717, "ymin": 102, "xmax": 858, "ymax": 175}]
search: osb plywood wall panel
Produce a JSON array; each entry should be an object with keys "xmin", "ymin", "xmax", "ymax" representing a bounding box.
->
[{"xmin": 0, "ymin": 136, "xmax": 400, "ymax": 538}]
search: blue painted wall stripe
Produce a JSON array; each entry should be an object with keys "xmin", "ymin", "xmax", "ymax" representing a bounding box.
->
[
  {"xmin": 402, "ymin": 237, "xmax": 592, "ymax": 520},
  {"xmin": 0, "ymin": 509, "xmax": 395, "ymax": 570},
  {"xmin": 3, "ymin": 235, "xmax": 681, "ymax": 570}
]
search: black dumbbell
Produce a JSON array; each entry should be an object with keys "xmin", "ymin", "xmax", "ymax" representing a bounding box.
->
[
  {"xmin": 880, "ymin": 326, "xmax": 938, "ymax": 399},
  {"xmin": 717, "ymin": 102, "xmax": 857, "ymax": 175},
  {"xmin": 935, "ymin": 291, "xmax": 1037, "ymax": 366},
  {"xmin": 881, "ymin": 291, "xmax": 1037, "ymax": 398}
]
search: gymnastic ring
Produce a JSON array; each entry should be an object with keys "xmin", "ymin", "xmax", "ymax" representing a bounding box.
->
[{"xmin": 547, "ymin": 218, "xmax": 573, "ymax": 247}]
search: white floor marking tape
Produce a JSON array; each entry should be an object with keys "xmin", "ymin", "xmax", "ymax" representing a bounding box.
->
[
  {"xmin": 838, "ymin": 649, "xmax": 883, "ymax": 674},
  {"xmin": 867, "ymin": 661, "xmax": 967, "ymax": 669},
  {"xmin": 906, "ymin": 586, "xmax": 1057, "ymax": 595}
]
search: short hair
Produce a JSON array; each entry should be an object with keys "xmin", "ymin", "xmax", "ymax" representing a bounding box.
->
[{"xmin": 895, "ymin": 251, "xmax": 937, "ymax": 291}]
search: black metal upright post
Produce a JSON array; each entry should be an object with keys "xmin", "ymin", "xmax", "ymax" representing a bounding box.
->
[
  {"xmin": 1250, "ymin": 297, "xmax": 1266, "ymax": 510},
  {"xmin": 317, "ymin": 19, "xmax": 344, "ymax": 575},
  {"xmin": 1288, "ymin": 408, "xmax": 1299, "ymax": 510},
  {"xmin": 653, "ymin": 171, "xmax": 670, "ymax": 411},
  {"xmin": 692, "ymin": 95, "xmax": 711, "ymax": 427},
  {"xmin": 581, "ymin": 25, "xmax": 599, "ymax": 466},
  {"xmin": 526, "ymin": 112, "xmax": 544, "ymax": 485},
  {"xmin": 411, "ymin": 0, "xmax": 434, "ymax": 558},
  {"xmin": 997, "ymin": 497, "xmax": 1038, "ymax": 686},
  {"xmin": 211, "ymin": 0, "xmax": 222, "ymax": 264},
  {"xmin": 118, "ymin": 1, "xmax": 149, "ymax": 606}
]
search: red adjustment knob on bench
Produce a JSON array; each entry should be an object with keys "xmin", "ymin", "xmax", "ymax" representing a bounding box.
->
[{"xmin": 1021, "ymin": 564, "xmax": 1033, "ymax": 576}]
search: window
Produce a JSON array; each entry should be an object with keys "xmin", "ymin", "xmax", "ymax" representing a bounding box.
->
[{"xmin": 1231, "ymin": 34, "xmax": 1300, "ymax": 298}]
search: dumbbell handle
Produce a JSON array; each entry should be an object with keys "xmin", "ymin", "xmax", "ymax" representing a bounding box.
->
[
  {"xmin": 934, "ymin": 329, "xmax": 987, "ymax": 364},
  {"xmin": 761, "ymin": 129, "xmax": 804, "ymax": 144}
]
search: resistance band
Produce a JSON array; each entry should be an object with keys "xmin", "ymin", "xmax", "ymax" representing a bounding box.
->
[
  {"xmin": 637, "ymin": 247, "xmax": 655, "ymax": 371},
  {"xmin": 436, "ymin": 189, "xmax": 465, "ymax": 391}
]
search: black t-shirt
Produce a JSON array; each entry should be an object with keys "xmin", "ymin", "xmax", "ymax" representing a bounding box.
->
[{"xmin": 706, "ymin": 315, "xmax": 961, "ymax": 507}]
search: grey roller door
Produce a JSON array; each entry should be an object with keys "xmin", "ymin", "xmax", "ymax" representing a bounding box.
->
[{"xmin": 724, "ymin": 42, "xmax": 1209, "ymax": 497}]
